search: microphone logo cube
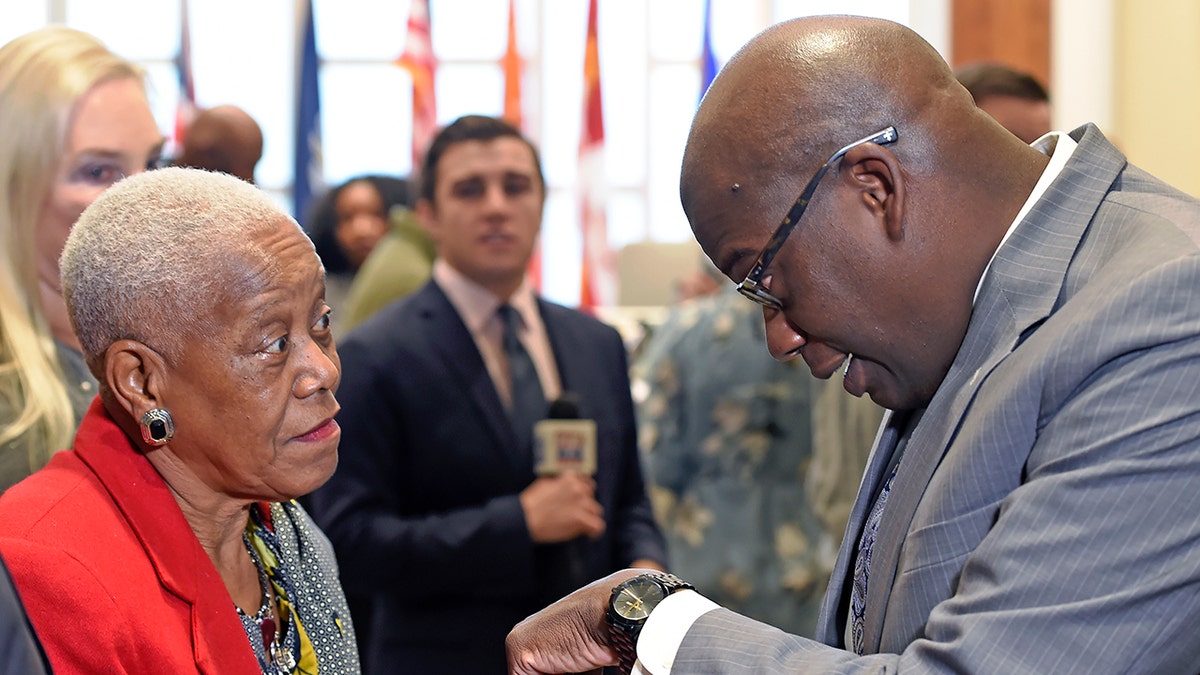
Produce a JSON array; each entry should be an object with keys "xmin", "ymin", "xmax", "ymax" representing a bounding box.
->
[{"xmin": 533, "ymin": 419, "xmax": 598, "ymax": 475}]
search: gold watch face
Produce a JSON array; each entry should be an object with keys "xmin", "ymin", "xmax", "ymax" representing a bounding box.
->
[{"xmin": 613, "ymin": 577, "xmax": 667, "ymax": 621}]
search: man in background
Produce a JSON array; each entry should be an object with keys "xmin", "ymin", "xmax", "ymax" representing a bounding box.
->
[
  {"xmin": 307, "ymin": 115, "xmax": 666, "ymax": 674},
  {"xmin": 175, "ymin": 104, "xmax": 263, "ymax": 184},
  {"xmin": 955, "ymin": 61, "xmax": 1051, "ymax": 143}
]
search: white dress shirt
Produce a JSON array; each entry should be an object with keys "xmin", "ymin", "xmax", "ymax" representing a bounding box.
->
[{"xmin": 432, "ymin": 259, "xmax": 562, "ymax": 405}]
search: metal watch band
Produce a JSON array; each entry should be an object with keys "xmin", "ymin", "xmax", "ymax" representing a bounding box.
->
[{"xmin": 608, "ymin": 572, "xmax": 693, "ymax": 675}]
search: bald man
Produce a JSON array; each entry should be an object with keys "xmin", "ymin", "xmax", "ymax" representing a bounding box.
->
[
  {"xmin": 507, "ymin": 15, "xmax": 1200, "ymax": 674},
  {"xmin": 176, "ymin": 104, "xmax": 263, "ymax": 184}
]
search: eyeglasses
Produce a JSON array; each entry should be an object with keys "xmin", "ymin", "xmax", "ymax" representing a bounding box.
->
[{"xmin": 736, "ymin": 126, "xmax": 899, "ymax": 310}]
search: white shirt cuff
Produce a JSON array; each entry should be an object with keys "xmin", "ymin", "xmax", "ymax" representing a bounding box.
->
[{"xmin": 630, "ymin": 589, "xmax": 719, "ymax": 675}]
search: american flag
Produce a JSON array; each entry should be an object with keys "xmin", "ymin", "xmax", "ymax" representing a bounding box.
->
[
  {"xmin": 397, "ymin": 0, "xmax": 438, "ymax": 173},
  {"xmin": 172, "ymin": 0, "xmax": 197, "ymax": 153}
]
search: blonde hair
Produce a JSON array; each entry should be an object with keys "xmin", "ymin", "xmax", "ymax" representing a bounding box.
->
[{"xmin": 0, "ymin": 27, "xmax": 145, "ymax": 467}]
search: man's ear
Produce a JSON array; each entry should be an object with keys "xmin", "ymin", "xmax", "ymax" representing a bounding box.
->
[
  {"xmin": 104, "ymin": 339, "xmax": 169, "ymax": 423},
  {"xmin": 841, "ymin": 144, "xmax": 905, "ymax": 242},
  {"xmin": 415, "ymin": 198, "xmax": 439, "ymax": 240}
]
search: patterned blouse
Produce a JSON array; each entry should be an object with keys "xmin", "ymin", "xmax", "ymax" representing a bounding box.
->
[{"xmin": 240, "ymin": 501, "xmax": 359, "ymax": 674}]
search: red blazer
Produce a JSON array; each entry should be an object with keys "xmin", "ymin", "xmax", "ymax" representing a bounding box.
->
[{"xmin": 0, "ymin": 399, "xmax": 261, "ymax": 674}]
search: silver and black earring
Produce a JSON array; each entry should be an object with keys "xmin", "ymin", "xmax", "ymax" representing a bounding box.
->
[{"xmin": 140, "ymin": 408, "xmax": 175, "ymax": 446}]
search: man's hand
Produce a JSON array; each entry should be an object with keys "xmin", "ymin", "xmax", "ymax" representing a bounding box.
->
[
  {"xmin": 507, "ymin": 569, "xmax": 644, "ymax": 674},
  {"xmin": 520, "ymin": 473, "xmax": 605, "ymax": 543}
]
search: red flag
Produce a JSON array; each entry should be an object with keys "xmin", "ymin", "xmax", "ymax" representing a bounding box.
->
[
  {"xmin": 501, "ymin": 0, "xmax": 541, "ymax": 291},
  {"xmin": 577, "ymin": 0, "xmax": 613, "ymax": 312},
  {"xmin": 173, "ymin": 0, "xmax": 197, "ymax": 151},
  {"xmin": 502, "ymin": 0, "xmax": 522, "ymax": 129},
  {"xmin": 397, "ymin": 0, "xmax": 437, "ymax": 172}
]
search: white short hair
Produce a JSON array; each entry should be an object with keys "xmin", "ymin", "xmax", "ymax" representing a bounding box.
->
[{"xmin": 61, "ymin": 167, "xmax": 303, "ymax": 368}]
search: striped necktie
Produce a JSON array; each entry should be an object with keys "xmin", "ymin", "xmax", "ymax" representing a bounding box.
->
[{"xmin": 498, "ymin": 304, "xmax": 546, "ymax": 456}]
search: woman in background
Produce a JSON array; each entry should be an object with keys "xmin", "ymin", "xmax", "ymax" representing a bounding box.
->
[
  {"xmin": 0, "ymin": 26, "xmax": 164, "ymax": 492},
  {"xmin": 304, "ymin": 174, "xmax": 412, "ymax": 332}
]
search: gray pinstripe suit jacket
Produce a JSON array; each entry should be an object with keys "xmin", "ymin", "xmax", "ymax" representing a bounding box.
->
[{"xmin": 673, "ymin": 125, "xmax": 1200, "ymax": 673}]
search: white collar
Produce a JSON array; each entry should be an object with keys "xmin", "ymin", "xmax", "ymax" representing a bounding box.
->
[{"xmin": 972, "ymin": 131, "xmax": 1079, "ymax": 304}]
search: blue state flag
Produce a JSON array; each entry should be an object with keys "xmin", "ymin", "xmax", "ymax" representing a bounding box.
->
[
  {"xmin": 293, "ymin": 0, "xmax": 323, "ymax": 221},
  {"xmin": 699, "ymin": 0, "xmax": 717, "ymax": 105}
]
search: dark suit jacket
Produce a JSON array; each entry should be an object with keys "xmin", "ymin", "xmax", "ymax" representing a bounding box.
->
[
  {"xmin": 0, "ymin": 558, "xmax": 48, "ymax": 675},
  {"xmin": 308, "ymin": 280, "xmax": 666, "ymax": 674},
  {"xmin": 668, "ymin": 125, "xmax": 1200, "ymax": 672}
]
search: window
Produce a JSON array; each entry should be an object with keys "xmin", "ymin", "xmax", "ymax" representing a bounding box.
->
[{"xmin": 4, "ymin": 0, "xmax": 934, "ymax": 307}]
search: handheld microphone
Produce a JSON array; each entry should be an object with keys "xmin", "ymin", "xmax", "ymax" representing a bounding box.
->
[
  {"xmin": 531, "ymin": 394, "xmax": 598, "ymax": 589},
  {"xmin": 533, "ymin": 395, "xmax": 597, "ymax": 476}
]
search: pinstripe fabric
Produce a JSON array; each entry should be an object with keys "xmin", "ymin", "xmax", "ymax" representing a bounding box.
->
[{"xmin": 675, "ymin": 124, "xmax": 1200, "ymax": 673}]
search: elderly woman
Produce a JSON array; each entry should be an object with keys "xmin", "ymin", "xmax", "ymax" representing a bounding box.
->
[
  {"xmin": 0, "ymin": 26, "xmax": 164, "ymax": 492},
  {"xmin": 0, "ymin": 167, "xmax": 359, "ymax": 673}
]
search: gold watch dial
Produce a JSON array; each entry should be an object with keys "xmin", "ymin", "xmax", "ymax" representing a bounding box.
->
[{"xmin": 614, "ymin": 577, "xmax": 667, "ymax": 621}]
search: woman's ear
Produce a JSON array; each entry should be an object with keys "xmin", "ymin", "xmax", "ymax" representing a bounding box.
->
[
  {"xmin": 842, "ymin": 144, "xmax": 905, "ymax": 242},
  {"xmin": 104, "ymin": 339, "xmax": 169, "ymax": 422}
]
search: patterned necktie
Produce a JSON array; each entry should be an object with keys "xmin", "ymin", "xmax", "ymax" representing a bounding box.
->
[
  {"xmin": 498, "ymin": 304, "xmax": 546, "ymax": 456},
  {"xmin": 849, "ymin": 458, "xmax": 900, "ymax": 655}
]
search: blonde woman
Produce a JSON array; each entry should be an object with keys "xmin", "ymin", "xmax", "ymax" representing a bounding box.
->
[{"xmin": 0, "ymin": 26, "xmax": 165, "ymax": 492}]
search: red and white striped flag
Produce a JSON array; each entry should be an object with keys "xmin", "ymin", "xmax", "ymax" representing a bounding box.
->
[
  {"xmin": 397, "ymin": 0, "xmax": 438, "ymax": 172},
  {"xmin": 172, "ymin": 0, "xmax": 197, "ymax": 152},
  {"xmin": 577, "ymin": 0, "xmax": 614, "ymax": 312}
]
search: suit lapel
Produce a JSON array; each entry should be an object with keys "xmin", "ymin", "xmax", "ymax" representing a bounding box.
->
[
  {"xmin": 418, "ymin": 282, "xmax": 525, "ymax": 474},
  {"xmin": 856, "ymin": 125, "xmax": 1128, "ymax": 652},
  {"xmin": 859, "ymin": 293, "xmax": 1021, "ymax": 650}
]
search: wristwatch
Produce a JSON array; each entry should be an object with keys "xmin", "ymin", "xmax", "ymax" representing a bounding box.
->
[{"xmin": 605, "ymin": 572, "xmax": 693, "ymax": 674}]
